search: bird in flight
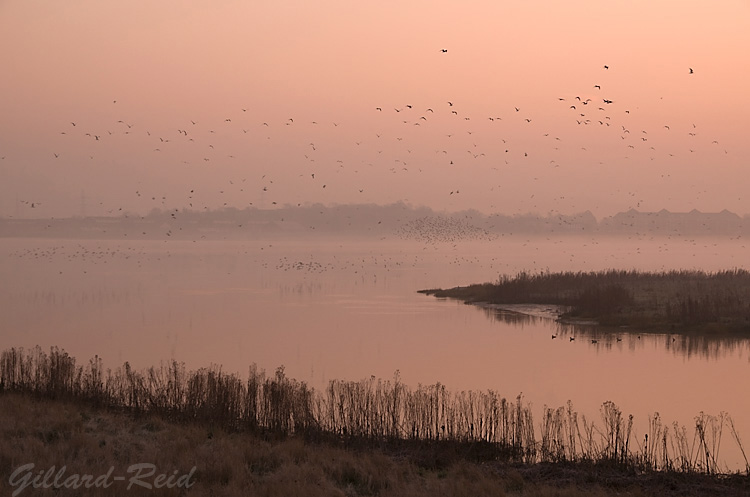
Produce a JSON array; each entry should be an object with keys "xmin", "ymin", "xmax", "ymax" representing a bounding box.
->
[
  {"xmin": 440, "ymin": 49, "xmax": 448, "ymax": 53},
  {"xmin": 689, "ymin": 67, "xmax": 694, "ymax": 74}
]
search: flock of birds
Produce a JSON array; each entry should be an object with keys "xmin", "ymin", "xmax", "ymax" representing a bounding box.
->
[
  {"xmin": 29, "ymin": 61, "xmax": 728, "ymax": 226},
  {"xmin": 395, "ymin": 216, "xmax": 496, "ymax": 243},
  {"xmin": 8, "ymin": 60, "xmax": 740, "ymax": 283}
]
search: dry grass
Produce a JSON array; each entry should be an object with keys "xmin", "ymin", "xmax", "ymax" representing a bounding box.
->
[
  {"xmin": 2, "ymin": 346, "xmax": 749, "ymax": 478},
  {"xmin": 1, "ymin": 392, "xmax": 748, "ymax": 497}
]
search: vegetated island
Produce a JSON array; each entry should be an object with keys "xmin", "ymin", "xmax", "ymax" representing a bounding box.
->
[{"xmin": 419, "ymin": 269, "xmax": 750, "ymax": 334}]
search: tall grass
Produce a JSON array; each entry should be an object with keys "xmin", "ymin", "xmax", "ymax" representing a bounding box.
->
[{"xmin": 0, "ymin": 346, "xmax": 746, "ymax": 474}]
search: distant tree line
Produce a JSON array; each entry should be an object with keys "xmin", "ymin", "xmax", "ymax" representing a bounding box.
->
[{"xmin": 4, "ymin": 204, "xmax": 750, "ymax": 237}]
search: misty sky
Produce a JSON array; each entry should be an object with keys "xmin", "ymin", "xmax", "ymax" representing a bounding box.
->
[{"xmin": 2, "ymin": 1, "xmax": 749, "ymax": 219}]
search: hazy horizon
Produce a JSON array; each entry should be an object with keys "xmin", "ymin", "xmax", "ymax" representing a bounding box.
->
[
  {"xmin": 4, "ymin": 1, "xmax": 750, "ymax": 477},
  {"xmin": 2, "ymin": 1, "xmax": 749, "ymax": 220},
  {"xmin": 3, "ymin": 200, "xmax": 750, "ymax": 222}
]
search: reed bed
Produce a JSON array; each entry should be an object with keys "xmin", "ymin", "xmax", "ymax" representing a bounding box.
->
[
  {"xmin": 421, "ymin": 269, "xmax": 750, "ymax": 330},
  {"xmin": 1, "ymin": 346, "xmax": 748, "ymax": 475}
]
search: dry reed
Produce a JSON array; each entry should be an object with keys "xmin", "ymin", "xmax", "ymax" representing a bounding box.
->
[{"xmin": 1, "ymin": 346, "xmax": 747, "ymax": 475}]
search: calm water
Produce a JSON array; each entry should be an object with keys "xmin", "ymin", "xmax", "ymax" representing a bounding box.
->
[{"xmin": 1, "ymin": 234, "xmax": 749, "ymax": 470}]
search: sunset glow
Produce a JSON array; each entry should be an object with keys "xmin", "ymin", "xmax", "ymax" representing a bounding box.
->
[
  {"xmin": 4, "ymin": 2, "xmax": 750, "ymax": 484},
  {"xmin": 2, "ymin": 1, "xmax": 749, "ymax": 218}
]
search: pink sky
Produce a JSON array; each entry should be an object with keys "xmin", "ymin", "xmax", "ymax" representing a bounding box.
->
[{"xmin": 2, "ymin": 0, "xmax": 749, "ymax": 218}]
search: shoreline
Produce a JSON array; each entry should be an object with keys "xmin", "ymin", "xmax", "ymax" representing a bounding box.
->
[
  {"xmin": 2, "ymin": 345, "xmax": 748, "ymax": 476},
  {"xmin": 440, "ymin": 296, "xmax": 750, "ymax": 335},
  {"xmin": 419, "ymin": 270, "xmax": 750, "ymax": 336},
  {"xmin": 1, "ymin": 391, "xmax": 748, "ymax": 497},
  {"xmin": 472, "ymin": 302, "xmax": 570, "ymax": 321}
]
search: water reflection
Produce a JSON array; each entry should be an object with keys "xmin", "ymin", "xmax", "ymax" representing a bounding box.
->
[
  {"xmin": 3, "ymin": 236, "xmax": 750, "ymax": 470},
  {"xmin": 551, "ymin": 322, "xmax": 750, "ymax": 360},
  {"xmin": 474, "ymin": 301, "xmax": 750, "ymax": 361},
  {"xmin": 480, "ymin": 305, "xmax": 557, "ymax": 328}
]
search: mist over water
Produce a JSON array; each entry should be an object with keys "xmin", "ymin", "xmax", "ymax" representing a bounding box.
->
[
  {"xmin": 2, "ymin": 233, "xmax": 749, "ymax": 470},
  {"xmin": 3, "ymin": 0, "xmax": 750, "ymax": 481}
]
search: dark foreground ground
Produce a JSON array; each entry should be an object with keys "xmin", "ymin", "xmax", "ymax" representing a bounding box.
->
[{"xmin": 1, "ymin": 393, "xmax": 747, "ymax": 497}]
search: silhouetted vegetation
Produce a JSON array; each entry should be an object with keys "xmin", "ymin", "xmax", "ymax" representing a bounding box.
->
[
  {"xmin": 3, "ymin": 393, "xmax": 749, "ymax": 497},
  {"xmin": 421, "ymin": 269, "xmax": 750, "ymax": 332},
  {"xmin": 1, "ymin": 346, "xmax": 748, "ymax": 477}
]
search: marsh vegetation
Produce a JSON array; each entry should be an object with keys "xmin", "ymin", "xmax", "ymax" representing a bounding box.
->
[
  {"xmin": 5, "ymin": 393, "xmax": 750, "ymax": 497},
  {"xmin": 1, "ymin": 346, "xmax": 748, "ymax": 480},
  {"xmin": 420, "ymin": 269, "xmax": 750, "ymax": 333}
]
